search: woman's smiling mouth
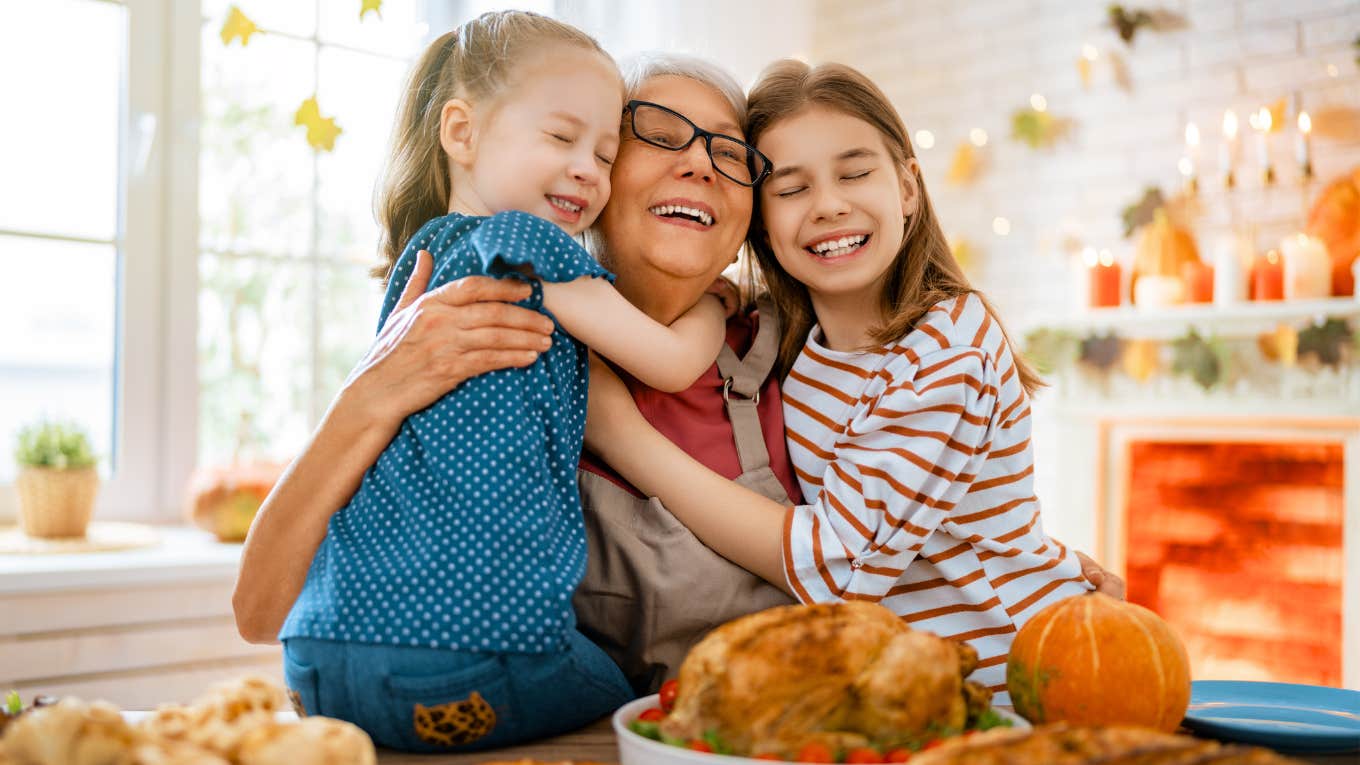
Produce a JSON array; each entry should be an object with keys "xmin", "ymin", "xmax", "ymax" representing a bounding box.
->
[{"xmin": 647, "ymin": 199, "xmax": 717, "ymax": 230}]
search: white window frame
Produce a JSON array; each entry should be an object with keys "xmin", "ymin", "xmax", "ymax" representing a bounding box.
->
[{"xmin": 0, "ymin": 0, "xmax": 199, "ymax": 524}]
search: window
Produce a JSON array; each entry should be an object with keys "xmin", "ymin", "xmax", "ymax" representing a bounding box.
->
[
  {"xmin": 196, "ymin": 1, "xmax": 424, "ymax": 468},
  {"xmin": 0, "ymin": 0, "xmax": 186, "ymax": 521}
]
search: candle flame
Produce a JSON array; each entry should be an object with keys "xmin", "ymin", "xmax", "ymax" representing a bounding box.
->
[
  {"xmin": 1257, "ymin": 107, "xmax": 1272, "ymax": 132},
  {"xmin": 1298, "ymin": 112, "xmax": 1311, "ymax": 134},
  {"xmin": 1178, "ymin": 156, "xmax": 1194, "ymax": 177},
  {"xmin": 1222, "ymin": 110, "xmax": 1238, "ymax": 139},
  {"xmin": 1098, "ymin": 249, "xmax": 1115, "ymax": 267},
  {"xmin": 1082, "ymin": 247, "xmax": 1098, "ymax": 267},
  {"xmin": 1185, "ymin": 122, "xmax": 1200, "ymax": 147},
  {"xmin": 1266, "ymin": 250, "xmax": 1279, "ymax": 266}
]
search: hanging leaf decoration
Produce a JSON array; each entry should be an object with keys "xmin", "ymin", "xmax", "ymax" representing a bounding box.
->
[
  {"xmin": 1257, "ymin": 324, "xmax": 1299, "ymax": 367},
  {"xmin": 1024, "ymin": 328, "xmax": 1079, "ymax": 375},
  {"xmin": 1171, "ymin": 330, "xmax": 1226, "ymax": 390},
  {"xmin": 947, "ymin": 142, "xmax": 981, "ymax": 185},
  {"xmin": 1077, "ymin": 56, "xmax": 1094, "ymax": 89},
  {"xmin": 1297, "ymin": 318, "xmax": 1354, "ymax": 368},
  {"xmin": 294, "ymin": 96, "xmax": 343, "ymax": 152},
  {"xmin": 360, "ymin": 0, "xmax": 383, "ymax": 20},
  {"xmin": 948, "ymin": 235, "xmax": 980, "ymax": 274},
  {"xmin": 1108, "ymin": 50, "xmax": 1134, "ymax": 92},
  {"xmin": 1080, "ymin": 333, "xmax": 1124, "ymax": 371},
  {"xmin": 1121, "ymin": 339, "xmax": 1161, "ymax": 382},
  {"xmin": 1011, "ymin": 108, "xmax": 1073, "ymax": 149},
  {"xmin": 1107, "ymin": 5, "xmax": 1187, "ymax": 46},
  {"xmin": 1119, "ymin": 187, "xmax": 1165, "ymax": 239},
  {"xmin": 220, "ymin": 5, "xmax": 260, "ymax": 47}
]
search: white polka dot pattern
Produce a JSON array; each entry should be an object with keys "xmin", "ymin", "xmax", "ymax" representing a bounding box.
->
[{"xmin": 280, "ymin": 211, "xmax": 614, "ymax": 652}]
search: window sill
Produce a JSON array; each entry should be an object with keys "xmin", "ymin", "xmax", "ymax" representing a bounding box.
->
[{"xmin": 0, "ymin": 524, "xmax": 242, "ymax": 594}]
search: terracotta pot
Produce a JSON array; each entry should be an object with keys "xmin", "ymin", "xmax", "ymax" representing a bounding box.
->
[{"xmin": 15, "ymin": 466, "xmax": 99, "ymax": 538}]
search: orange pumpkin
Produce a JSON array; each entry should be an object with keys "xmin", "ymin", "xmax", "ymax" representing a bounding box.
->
[
  {"xmin": 185, "ymin": 462, "xmax": 283, "ymax": 542},
  {"xmin": 1131, "ymin": 209, "xmax": 1200, "ymax": 303},
  {"xmin": 1305, "ymin": 167, "xmax": 1360, "ymax": 296},
  {"xmin": 1006, "ymin": 592, "xmax": 1191, "ymax": 732}
]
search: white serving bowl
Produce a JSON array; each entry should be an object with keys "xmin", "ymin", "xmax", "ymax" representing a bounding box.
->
[{"xmin": 613, "ymin": 694, "xmax": 1030, "ymax": 765}]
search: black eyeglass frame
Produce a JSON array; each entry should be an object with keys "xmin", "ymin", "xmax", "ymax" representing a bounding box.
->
[{"xmin": 624, "ymin": 100, "xmax": 772, "ymax": 188}]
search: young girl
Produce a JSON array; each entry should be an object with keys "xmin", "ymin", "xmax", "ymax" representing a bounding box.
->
[
  {"xmin": 278, "ymin": 12, "xmax": 726, "ymax": 752},
  {"xmin": 583, "ymin": 60, "xmax": 1091, "ymax": 703}
]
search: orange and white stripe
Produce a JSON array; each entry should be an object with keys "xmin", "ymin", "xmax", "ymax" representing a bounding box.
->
[{"xmin": 781, "ymin": 293, "xmax": 1090, "ymax": 701}]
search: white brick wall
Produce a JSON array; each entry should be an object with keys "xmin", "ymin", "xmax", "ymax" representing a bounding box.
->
[{"xmin": 810, "ymin": 0, "xmax": 1360, "ymax": 323}]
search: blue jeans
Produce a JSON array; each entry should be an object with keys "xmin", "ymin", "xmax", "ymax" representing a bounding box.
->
[{"xmin": 282, "ymin": 630, "xmax": 634, "ymax": 753}]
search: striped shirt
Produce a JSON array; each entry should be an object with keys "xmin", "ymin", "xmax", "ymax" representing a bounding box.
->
[{"xmin": 781, "ymin": 293, "xmax": 1090, "ymax": 699}]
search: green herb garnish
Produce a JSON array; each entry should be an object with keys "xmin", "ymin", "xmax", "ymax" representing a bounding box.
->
[{"xmin": 4, "ymin": 691, "xmax": 21, "ymax": 715}]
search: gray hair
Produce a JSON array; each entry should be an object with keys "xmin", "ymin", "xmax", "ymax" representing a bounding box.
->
[{"xmin": 620, "ymin": 52, "xmax": 747, "ymax": 126}]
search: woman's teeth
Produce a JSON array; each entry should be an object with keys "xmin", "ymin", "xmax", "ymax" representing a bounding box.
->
[
  {"xmin": 809, "ymin": 234, "xmax": 868, "ymax": 258},
  {"xmin": 648, "ymin": 204, "xmax": 714, "ymax": 226},
  {"xmin": 549, "ymin": 196, "xmax": 582, "ymax": 213}
]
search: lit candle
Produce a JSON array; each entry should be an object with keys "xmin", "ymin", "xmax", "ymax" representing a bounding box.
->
[
  {"xmin": 1211, "ymin": 231, "xmax": 1252, "ymax": 305},
  {"xmin": 1219, "ymin": 110, "xmax": 1238, "ymax": 189},
  {"xmin": 1297, "ymin": 111, "xmax": 1313, "ymax": 181},
  {"xmin": 1252, "ymin": 106, "xmax": 1274, "ymax": 185},
  {"xmin": 1251, "ymin": 250, "xmax": 1284, "ymax": 301},
  {"xmin": 1280, "ymin": 232, "xmax": 1331, "ymax": 300},
  {"xmin": 1087, "ymin": 248, "xmax": 1122, "ymax": 308}
]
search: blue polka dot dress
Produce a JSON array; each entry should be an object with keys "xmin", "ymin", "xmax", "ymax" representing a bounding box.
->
[{"xmin": 281, "ymin": 211, "xmax": 613, "ymax": 654}]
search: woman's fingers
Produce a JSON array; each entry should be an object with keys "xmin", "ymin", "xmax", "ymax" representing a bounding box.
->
[
  {"xmin": 427, "ymin": 274, "xmax": 535, "ymax": 308},
  {"xmin": 461, "ymin": 350, "xmax": 542, "ymax": 379},
  {"xmin": 457, "ymin": 327, "xmax": 554, "ymax": 353},
  {"xmin": 392, "ymin": 250, "xmax": 434, "ymax": 315}
]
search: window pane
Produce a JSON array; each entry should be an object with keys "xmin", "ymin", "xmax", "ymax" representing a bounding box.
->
[
  {"xmin": 201, "ymin": 0, "xmax": 316, "ymax": 38},
  {"xmin": 316, "ymin": 262, "xmax": 385, "ymax": 414},
  {"xmin": 316, "ymin": 47, "xmax": 411, "ymax": 265},
  {"xmin": 198, "ymin": 253, "xmax": 313, "ymax": 467},
  {"xmin": 319, "ymin": 0, "xmax": 425, "ymax": 57},
  {"xmin": 0, "ymin": 0, "xmax": 121, "ymax": 241},
  {"xmin": 199, "ymin": 23, "xmax": 317, "ymax": 257},
  {"xmin": 0, "ymin": 236, "xmax": 116, "ymax": 482}
]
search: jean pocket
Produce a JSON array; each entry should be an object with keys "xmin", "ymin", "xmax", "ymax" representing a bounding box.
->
[
  {"xmin": 281, "ymin": 646, "xmax": 320, "ymax": 719},
  {"xmin": 382, "ymin": 656, "xmax": 514, "ymax": 751}
]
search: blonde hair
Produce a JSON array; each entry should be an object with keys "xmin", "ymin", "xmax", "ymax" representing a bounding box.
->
[
  {"xmin": 744, "ymin": 60, "xmax": 1042, "ymax": 395},
  {"xmin": 372, "ymin": 11, "xmax": 611, "ymax": 283}
]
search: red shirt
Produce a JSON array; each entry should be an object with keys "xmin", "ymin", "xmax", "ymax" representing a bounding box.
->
[{"xmin": 579, "ymin": 309, "xmax": 803, "ymax": 504}]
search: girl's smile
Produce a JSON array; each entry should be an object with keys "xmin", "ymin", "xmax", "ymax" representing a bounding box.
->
[{"xmin": 802, "ymin": 230, "xmax": 871, "ymax": 262}]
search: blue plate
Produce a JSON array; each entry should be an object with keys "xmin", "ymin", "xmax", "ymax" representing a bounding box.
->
[{"xmin": 1182, "ymin": 680, "xmax": 1360, "ymax": 754}]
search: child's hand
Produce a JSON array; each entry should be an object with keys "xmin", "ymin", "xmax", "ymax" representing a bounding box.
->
[
  {"xmin": 704, "ymin": 276, "xmax": 741, "ymax": 319},
  {"xmin": 1076, "ymin": 550, "xmax": 1125, "ymax": 599}
]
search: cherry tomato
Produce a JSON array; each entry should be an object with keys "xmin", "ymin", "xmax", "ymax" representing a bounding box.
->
[
  {"xmin": 795, "ymin": 742, "xmax": 836, "ymax": 763},
  {"xmin": 922, "ymin": 739, "xmax": 945, "ymax": 751},
  {"xmin": 885, "ymin": 749, "xmax": 912, "ymax": 762},
  {"xmin": 659, "ymin": 679, "xmax": 679, "ymax": 712},
  {"xmin": 637, "ymin": 707, "xmax": 665, "ymax": 723},
  {"xmin": 752, "ymin": 754, "xmax": 785, "ymax": 761},
  {"xmin": 846, "ymin": 747, "xmax": 885, "ymax": 763},
  {"xmin": 687, "ymin": 739, "xmax": 714, "ymax": 753}
]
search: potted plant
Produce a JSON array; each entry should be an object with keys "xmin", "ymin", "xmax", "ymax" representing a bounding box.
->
[{"xmin": 13, "ymin": 420, "xmax": 99, "ymax": 538}]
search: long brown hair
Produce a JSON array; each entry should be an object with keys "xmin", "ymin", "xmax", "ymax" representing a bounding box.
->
[
  {"xmin": 745, "ymin": 60, "xmax": 1042, "ymax": 395},
  {"xmin": 371, "ymin": 11, "xmax": 610, "ymax": 284}
]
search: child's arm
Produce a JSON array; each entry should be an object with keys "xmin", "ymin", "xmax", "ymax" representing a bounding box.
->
[{"xmin": 542, "ymin": 277, "xmax": 727, "ymax": 392}]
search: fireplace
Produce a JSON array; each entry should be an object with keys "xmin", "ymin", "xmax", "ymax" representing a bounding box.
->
[{"xmin": 1123, "ymin": 440, "xmax": 1344, "ymax": 686}]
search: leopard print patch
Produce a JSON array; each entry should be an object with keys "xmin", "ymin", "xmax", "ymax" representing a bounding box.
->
[
  {"xmin": 412, "ymin": 691, "xmax": 496, "ymax": 747},
  {"xmin": 287, "ymin": 689, "xmax": 306, "ymax": 718}
]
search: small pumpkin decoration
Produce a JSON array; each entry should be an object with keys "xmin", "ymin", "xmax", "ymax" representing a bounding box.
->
[
  {"xmin": 1305, "ymin": 167, "xmax": 1360, "ymax": 296},
  {"xmin": 1131, "ymin": 209, "xmax": 1200, "ymax": 305},
  {"xmin": 185, "ymin": 462, "xmax": 283, "ymax": 542},
  {"xmin": 1006, "ymin": 592, "xmax": 1191, "ymax": 732}
]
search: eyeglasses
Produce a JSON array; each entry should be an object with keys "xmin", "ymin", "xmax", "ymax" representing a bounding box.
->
[{"xmin": 625, "ymin": 100, "xmax": 772, "ymax": 187}]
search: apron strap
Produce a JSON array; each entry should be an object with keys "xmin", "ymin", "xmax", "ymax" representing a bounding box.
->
[{"xmin": 716, "ymin": 296, "xmax": 783, "ymax": 483}]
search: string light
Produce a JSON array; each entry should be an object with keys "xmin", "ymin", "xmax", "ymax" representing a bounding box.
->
[
  {"xmin": 1030, "ymin": 93, "xmax": 1048, "ymax": 112},
  {"xmin": 914, "ymin": 129, "xmax": 935, "ymax": 149},
  {"xmin": 969, "ymin": 128, "xmax": 988, "ymax": 147},
  {"xmin": 992, "ymin": 217, "xmax": 1011, "ymax": 236}
]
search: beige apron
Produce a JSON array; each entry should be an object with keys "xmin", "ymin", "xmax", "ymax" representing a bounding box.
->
[{"xmin": 573, "ymin": 298, "xmax": 798, "ymax": 695}]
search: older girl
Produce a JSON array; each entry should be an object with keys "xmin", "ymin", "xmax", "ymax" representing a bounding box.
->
[{"xmin": 584, "ymin": 61, "xmax": 1092, "ymax": 702}]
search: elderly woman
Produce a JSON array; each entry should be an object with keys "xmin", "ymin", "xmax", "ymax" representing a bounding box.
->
[{"xmin": 232, "ymin": 53, "xmax": 1120, "ymax": 695}]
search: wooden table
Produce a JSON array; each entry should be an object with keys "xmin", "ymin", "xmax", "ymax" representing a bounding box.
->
[{"xmin": 374, "ymin": 717, "xmax": 1357, "ymax": 765}]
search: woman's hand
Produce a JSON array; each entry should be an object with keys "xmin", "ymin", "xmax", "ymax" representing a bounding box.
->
[
  {"xmin": 584, "ymin": 353, "xmax": 645, "ymax": 462},
  {"xmin": 344, "ymin": 249, "xmax": 556, "ymax": 431}
]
